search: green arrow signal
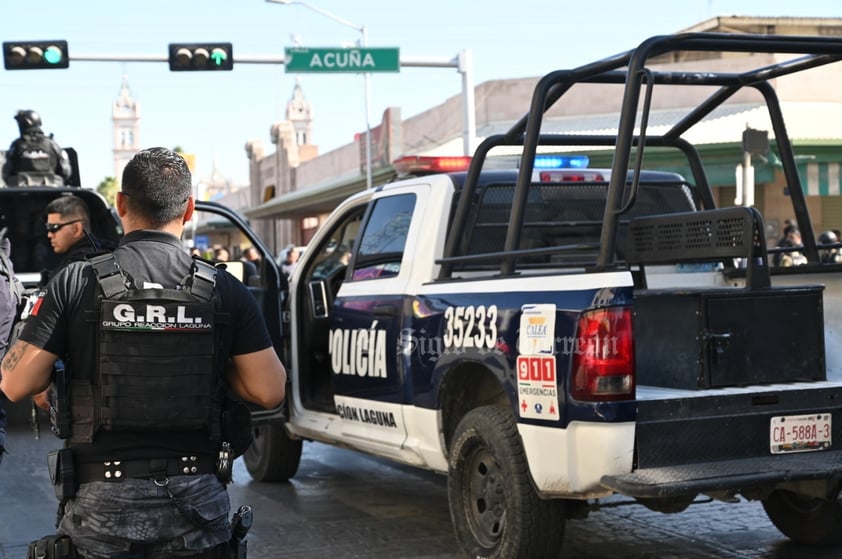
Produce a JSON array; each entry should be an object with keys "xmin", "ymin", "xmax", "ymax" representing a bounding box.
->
[
  {"xmin": 167, "ymin": 42, "xmax": 232, "ymax": 71},
  {"xmin": 210, "ymin": 48, "xmax": 227, "ymax": 67}
]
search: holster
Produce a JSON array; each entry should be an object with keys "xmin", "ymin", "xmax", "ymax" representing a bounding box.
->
[
  {"xmin": 47, "ymin": 448, "xmax": 76, "ymax": 501},
  {"xmin": 26, "ymin": 534, "xmax": 77, "ymax": 559},
  {"xmin": 50, "ymin": 366, "xmax": 72, "ymax": 439},
  {"xmin": 228, "ymin": 505, "xmax": 252, "ymax": 559},
  {"xmin": 228, "ymin": 539, "xmax": 247, "ymax": 559}
]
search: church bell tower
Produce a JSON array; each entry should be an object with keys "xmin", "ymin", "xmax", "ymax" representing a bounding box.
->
[
  {"xmin": 112, "ymin": 75, "xmax": 140, "ymax": 184},
  {"xmin": 286, "ymin": 78, "xmax": 313, "ymax": 147}
]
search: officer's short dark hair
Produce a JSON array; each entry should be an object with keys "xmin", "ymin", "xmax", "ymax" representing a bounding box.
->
[
  {"xmin": 121, "ymin": 147, "xmax": 192, "ymax": 227},
  {"xmin": 45, "ymin": 194, "xmax": 90, "ymax": 230}
]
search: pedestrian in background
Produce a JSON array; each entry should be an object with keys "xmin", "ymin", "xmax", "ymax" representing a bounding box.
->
[
  {"xmin": 241, "ymin": 246, "xmax": 261, "ymax": 268},
  {"xmin": 818, "ymin": 230, "xmax": 842, "ymax": 263},
  {"xmin": 774, "ymin": 224, "xmax": 808, "ymax": 267},
  {"xmin": 239, "ymin": 246, "xmax": 259, "ymax": 284},
  {"xmin": 213, "ymin": 246, "xmax": 230, "ymax": 263},
  {"xmin": 279, "ymin": 244, "xmax": 300, "ymax": 278}
]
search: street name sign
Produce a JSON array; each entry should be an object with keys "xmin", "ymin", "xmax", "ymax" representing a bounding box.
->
[{"xmin": 285, "ymin": 47, "xmax": 400, "ymax": 73}]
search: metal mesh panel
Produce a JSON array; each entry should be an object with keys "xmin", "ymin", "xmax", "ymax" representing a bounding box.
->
[
  {"xmin": 715, "ymin": 216, "xmax": 748, "ymax": 248},
  {"xmin": 627, "ymin": 208, "xmax": 760, "ymax": 264}
]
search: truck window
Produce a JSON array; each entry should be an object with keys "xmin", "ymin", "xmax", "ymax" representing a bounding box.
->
[
  {"xmin": 310, "ymin": 213, "xmax": 363, "ymax": 281},
  {"xmin": 351, "ymin": 193, "xmax": 416, "ymax": 281},
  {"xmin": 456, "ymin": 179, "xmax": 696, "ymax": 272}
]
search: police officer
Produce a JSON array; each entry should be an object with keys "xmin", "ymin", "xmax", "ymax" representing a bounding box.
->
[
  {"xmin": 0, "ymin": 147, "xmax": 286, "ymax": 558},
  {"xmin": 1, "ymin": 110, "xmax": 72, "ymax": 186},
  {"xmin": 32, "ymin": 195, "xmax": 102, "ymax": 410},
  {"xmin": 41, "ymin": 194, "xmax": 97, "ymax": 286}
]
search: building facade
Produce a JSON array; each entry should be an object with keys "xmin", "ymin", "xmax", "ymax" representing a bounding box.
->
[{"xmin": 244, "ymin": 16, "xmax": 842, "ymax": 255}]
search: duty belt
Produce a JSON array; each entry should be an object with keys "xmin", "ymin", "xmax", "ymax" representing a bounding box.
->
[{"xmin": 76, "ymin": 455, "xmax": 216, "ymax": 483}]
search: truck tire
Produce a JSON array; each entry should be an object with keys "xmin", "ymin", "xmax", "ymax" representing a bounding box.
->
[
  {"xmin": 243, "ymin": 422, "xmax": 302, "ymax": 482},
  {"xmin": 762, "ymin": 487, "xmax": 842, "ymax": 545},
  {"xmin": 447, "ymin": 405, "xmax": 566, "ymax": 558}
]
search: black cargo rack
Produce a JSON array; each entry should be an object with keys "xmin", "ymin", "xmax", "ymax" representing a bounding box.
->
[
  {"xmin": 626, "ymin": 206, "xmax": 771, "ymax": 289},
  {"xmin": 439, "ymin": 33, "xmax": 842, "ymax": 278}
]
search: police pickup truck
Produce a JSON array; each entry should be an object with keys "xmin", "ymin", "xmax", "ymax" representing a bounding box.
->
[{"xmin": 234, "ymin": 33, "xmax": 842, "ymax": 558}]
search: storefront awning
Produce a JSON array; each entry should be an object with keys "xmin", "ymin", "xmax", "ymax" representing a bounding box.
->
[
  {"xmin": 798, "ymin": 162, "xmax": 842, "ymax": 196},
  {"xmin": 245, "ymin": 174, "xmax": 364, "ymax": 220},
  {"xmin": 244, "ymin": 167, "xmax": 395, "ymax": 220}
]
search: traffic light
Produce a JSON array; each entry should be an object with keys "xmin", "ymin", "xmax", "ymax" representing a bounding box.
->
[
  {"xmin": 3, "ymin": 41, "xmax": 69, "ymax": 70},
  {"xmin": 168, "ymin": 43, "xmax": 233, "ymax": 71}
]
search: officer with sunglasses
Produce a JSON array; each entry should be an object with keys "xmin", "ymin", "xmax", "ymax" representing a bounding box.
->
[
  {"xmin": 30, "ymin": 195, "xmax": 101, "ymax": 412},
  {"xmin": 41, "ymin": 195, "xmax": 97, "ymax": 287}
]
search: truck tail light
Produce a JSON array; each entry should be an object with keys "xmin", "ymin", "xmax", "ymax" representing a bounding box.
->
[{"xmin": 570, "ymin": 307, "xmax": 635, "ymax": 401}]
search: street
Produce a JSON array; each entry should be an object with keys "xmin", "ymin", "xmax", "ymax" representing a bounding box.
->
[{"xmin": 1, "ymin": 400, "xmax": 841, "ymax": 559}]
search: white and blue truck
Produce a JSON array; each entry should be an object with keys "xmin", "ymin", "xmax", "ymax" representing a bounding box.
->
[
  {"xmin": 7, "ymin": 33, "xmax": 842, "ymax": 559},
  {"xmin": 237, "ymin": 33, "xmax": 842, "ymax": 558}
]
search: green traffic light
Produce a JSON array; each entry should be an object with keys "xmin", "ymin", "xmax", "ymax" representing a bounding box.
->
[
  {"xmin": 3, "ymin": 40, "xmax": 69, "ymax": 69},
  {"xmin": 210, "ymin": 48, "xmax": 227, "ymax": 67},
  {"xmin": 43, "ymin": 45, "xmax": 63, "ymax": 65},
  {"xmin": 167, "ymin": 43, "xmax": 232, "ymax": 71}
]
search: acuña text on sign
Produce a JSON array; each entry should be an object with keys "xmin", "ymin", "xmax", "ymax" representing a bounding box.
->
[{"xmin": 284, "ymin": 47, "xmax": 400, "ymax": 73}]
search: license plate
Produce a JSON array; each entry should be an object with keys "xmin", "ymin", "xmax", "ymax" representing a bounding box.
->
[{"xmin": 770, "ymin": 414, "xmax": 832, "ymax": 454}]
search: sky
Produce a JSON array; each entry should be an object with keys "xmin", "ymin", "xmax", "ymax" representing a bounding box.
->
[{"xmin": 1, "ymin": 0, "xmax": 840, "ymax": 187}]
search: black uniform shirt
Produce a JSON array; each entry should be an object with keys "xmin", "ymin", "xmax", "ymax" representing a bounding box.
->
[
  {"xmin": 19, "ymin": 230, "xmax": 273, "ymax": 461},
  {"xmin": 41, "ymin": 237, "xmax": 97, "ymax": 287}
]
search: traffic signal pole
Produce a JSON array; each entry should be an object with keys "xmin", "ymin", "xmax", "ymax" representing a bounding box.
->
[
  {"xmin": 68, "ymin": 53, "xmax": 287, "ymax": 64},
  {"xmin": 4, "ymin": 48, "xmax": 477, "ymax": 158}
]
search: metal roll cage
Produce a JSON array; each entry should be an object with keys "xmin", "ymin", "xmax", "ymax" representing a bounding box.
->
[{"xmin": 440, "ymin": 33, "xmax": 842, "ymax": 277}]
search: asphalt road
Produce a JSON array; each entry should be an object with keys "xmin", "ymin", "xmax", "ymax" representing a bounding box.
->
[{"xmin": 2, "ymin": 400, "xmax": 842, "ymax": 559}]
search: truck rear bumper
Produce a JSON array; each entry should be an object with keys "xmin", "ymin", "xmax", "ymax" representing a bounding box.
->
[
  {"xmin": 519, "ymin": 421, "xmax": 635, "ymax": 498},
  {"xmin": 601, "ymin": 450, "xmax": 842, "ymax": 498}
]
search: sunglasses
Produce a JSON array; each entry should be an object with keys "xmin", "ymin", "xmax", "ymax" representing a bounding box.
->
[{"xmin": 45, "ymin": 219, "xmax": 83, "ymax": 233}]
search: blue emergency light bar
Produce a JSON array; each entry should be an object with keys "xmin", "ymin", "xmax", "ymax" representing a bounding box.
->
[{"xmin": 533, "ymin": 155, "xmax": 589, "ymax": 169}]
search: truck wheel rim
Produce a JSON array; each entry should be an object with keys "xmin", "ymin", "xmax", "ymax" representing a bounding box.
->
[{"xmin": 465, "ymin": 446, "xmax": 506, "ymax": 548}]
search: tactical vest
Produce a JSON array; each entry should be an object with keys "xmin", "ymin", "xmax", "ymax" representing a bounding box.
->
[
  {"xmin": 13, "ymin": 132, "xmax": 55, "ymax": 175},
  {"xmin": 65, "ymin": 253, "xmax": 225, "ymax": 444}
]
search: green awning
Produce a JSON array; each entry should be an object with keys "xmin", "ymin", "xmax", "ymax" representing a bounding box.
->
[
  {"xmin": 655, "ymin": 162, "xmax": 776, "ymax": 188},
  {"xmin": 797, "ymin": 162, "xmax": 842, "ymax": 196}
]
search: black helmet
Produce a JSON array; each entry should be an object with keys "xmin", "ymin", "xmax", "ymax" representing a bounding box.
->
[
  {"xmin": 14, "ymin": 110, "xmax": 42, "ymax": 134},
  {"xmin": 818, "ymin": 230, "xmax": 839, "ymax": 245}
]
